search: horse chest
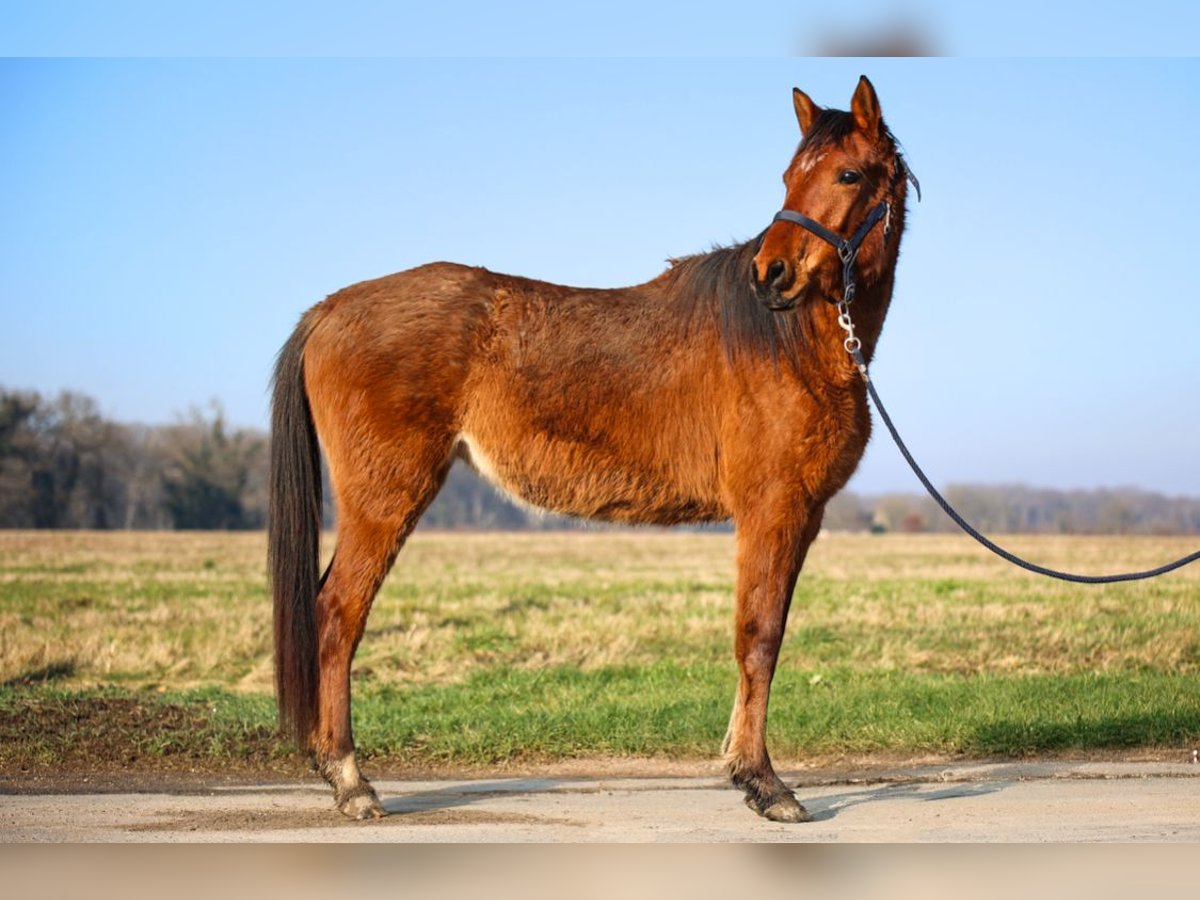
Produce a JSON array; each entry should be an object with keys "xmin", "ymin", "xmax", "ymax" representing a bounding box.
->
[
  {"xmin": 806, "ymin": 387, "xmax": 872, "ymax": 492},
  {"xmin": 747, "ymin": 382, "xmax": 870, "ymax": 500}
]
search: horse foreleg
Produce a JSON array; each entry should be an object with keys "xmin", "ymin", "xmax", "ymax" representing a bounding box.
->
[{"xmin": 724, "ymin": 509, "xmax": 822, "ymax": 823}]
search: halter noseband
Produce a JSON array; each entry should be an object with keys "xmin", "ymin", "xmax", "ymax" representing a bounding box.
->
[{"xmin": 771, "ymin": 201, "xmax": 890, "ymax": 307}]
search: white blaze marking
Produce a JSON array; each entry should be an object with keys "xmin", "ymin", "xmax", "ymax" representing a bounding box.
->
[{"xmin": 797, "ymin": 151, "xmax": 825, "ymax": 174}]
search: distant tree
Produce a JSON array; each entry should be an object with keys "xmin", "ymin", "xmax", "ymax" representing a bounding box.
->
[
  {"xmin": 418, "ymin": 462, "xmax": 573, "ymax": 530},
  {"xmin": 0, "ymin": 388, "xmax": 126, "ymax": 528},
  {"xmin": 44, "ymin": 391, "xmax": 126, "ymax": 529},
  {"xmin": 871, "ymin": 493, "xmax": 930, "ymax": 533},
  {"xmin": 0, "ymin": 390, "xmax": 40, "ymax": 526},
  {"xmin": 2, "ymin": 384, "xmax": 1199, "ymax": 534},
  {"xmin": 823, "ymin": 491, "xmax": 872, "ymax": 532},
  {"xmin": 117, "ymin": 424, "xmax": 173, "ymax": 529},
  {"xmin": 160, "ymin": 403, "xmax": 266, "ymax": 530}
]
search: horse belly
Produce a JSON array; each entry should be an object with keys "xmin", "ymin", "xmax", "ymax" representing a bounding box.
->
[{"xmin": 454, "ymin": 426, "xmax": 726, "ymax": 526}]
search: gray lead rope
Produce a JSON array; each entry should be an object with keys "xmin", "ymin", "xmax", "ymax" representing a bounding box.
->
[
  {"xmin": 771, "ymin": 190, "xmax": 1200, "ymax": 583},
  {"xmin": 847, "ymin": 344, "xmax": 1200, "ymax": 583}
]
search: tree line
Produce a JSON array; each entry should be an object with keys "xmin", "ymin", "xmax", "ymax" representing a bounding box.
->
[
  {"xmin": 823, "ymin": 484, "xmax": 1200, "ymax": 536},
  {"xmin": 2, "ymin": 386, "xmax": 1198, "ymax": 534},
  {"xmin": 0, "ymin": 388, "xmax": 266, "ymax": 529}
]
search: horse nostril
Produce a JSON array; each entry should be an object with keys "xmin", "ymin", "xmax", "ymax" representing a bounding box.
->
[{"xmin": 766, "ymin": 259, "xmax": 787, "ymax": 288}]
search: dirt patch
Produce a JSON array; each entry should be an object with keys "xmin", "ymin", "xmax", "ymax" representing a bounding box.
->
[
  {"xmin": 126, "ymin": 807, "xmax": 580, "ymax": 833},
  {"xmin": 0, "ymin": 691, "xmax": 307, "ymax": 791}
]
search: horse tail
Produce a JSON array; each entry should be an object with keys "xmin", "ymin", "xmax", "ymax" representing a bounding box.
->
[{"xmin": 268, "ymin": 311, "xmax": 324, "ymax": 751}]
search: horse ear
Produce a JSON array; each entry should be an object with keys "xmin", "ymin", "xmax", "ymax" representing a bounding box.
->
[
  {"xmin": 851, "ymin": 75, "xmax": 881, "ymax": 136},
  {"xmin": 792, "ymin": 88, "xmax": 819, "ymax": 136}
]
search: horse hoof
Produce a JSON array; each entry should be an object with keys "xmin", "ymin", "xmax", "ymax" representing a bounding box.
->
[
  {"xmin": 338, "ymin": 791, "xmax": 386, "ymax": 820},
  {"xmin": 762, "ymin": 796, "xmax": 811, "ymax": 823},
  {"xmin": 745, "ymin": 792, "xmax": 811, "ymax": 823}
]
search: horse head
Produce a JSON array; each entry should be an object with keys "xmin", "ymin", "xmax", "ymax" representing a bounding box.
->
[{"xmin": 752, "ymin": 76, "xmax": 917, "ymax": 311}]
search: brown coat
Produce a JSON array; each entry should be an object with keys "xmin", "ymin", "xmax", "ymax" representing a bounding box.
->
[{"xmin": 270, "ymin": 75, "xmax": 912, "ymax": 822}]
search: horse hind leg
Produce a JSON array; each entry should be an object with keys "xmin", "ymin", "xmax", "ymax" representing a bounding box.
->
[{"xmin": 312, "ymin": 453, "xmax": 451, "ymax": 819}]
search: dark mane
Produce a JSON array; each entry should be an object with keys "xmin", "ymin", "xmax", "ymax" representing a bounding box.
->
[
  {"xmin": 802, "ymin": 108, "xmax": 903, "ymax": 175},
  {"xmin": 665, "ymin": 238, "xmax": 812, "ymax": 376},
  {"xmin": 662, "ymin": 108, "xmax": 904, "ymax": 378},
  {"xmin": 799, "ymin": 109, "xmax": 857, "ymax": 156}
]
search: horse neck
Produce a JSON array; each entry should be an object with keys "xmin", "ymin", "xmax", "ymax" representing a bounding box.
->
[
  {"xmin": 656, "ymin": 235, "xmax": 899, "ymax": 388},
  {"xmin": 803, "ymin": 268, "xmax": 896, "ymax": 387}
]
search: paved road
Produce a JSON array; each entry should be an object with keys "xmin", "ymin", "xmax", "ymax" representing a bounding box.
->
[{"xmin": 4, "ymin": 761, "xmax": 1199, "ymax": 842}]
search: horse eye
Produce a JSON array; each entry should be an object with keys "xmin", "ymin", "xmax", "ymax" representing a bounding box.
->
[{"xmin": 838, "ymin": 170, "xmax": 862, "ymax": 185}]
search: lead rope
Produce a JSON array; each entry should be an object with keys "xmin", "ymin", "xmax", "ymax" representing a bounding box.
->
[
  {"xmin": 836, "ymin": 310, "xmax": 1200, "ymax": 584},
  {"xmin": 772, "ymin": 181, "xmax": 1198, "ymax": 582}
]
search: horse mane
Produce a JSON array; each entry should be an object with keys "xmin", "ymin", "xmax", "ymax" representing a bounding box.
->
[
  {"xmin": 663, "ymin": 109, "xmax": 903, "ymax": 378},
  {"xmin": 665, "ymin": 237, "xmax": 813, "ymax": 376},
  {"xmin": 660, "ymin": 111, "xmax": 860, "ymax": 377},
  {"xmin": 802, "ymin": 108, "xmax": 898, "ymax": 159}
]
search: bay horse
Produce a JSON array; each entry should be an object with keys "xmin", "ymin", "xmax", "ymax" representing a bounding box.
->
[{"xmin": 270, "ymin": 75, "xmax": 914, "ymax": 822}]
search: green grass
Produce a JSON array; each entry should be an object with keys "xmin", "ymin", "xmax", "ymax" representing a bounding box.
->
[
  {"xmin": 1, "ymin": 530, "xmax": 1198, "ymax": 772},
  {"xmin": 349, "ymin": 665, "xmax": 1200, "ymax": 763}
]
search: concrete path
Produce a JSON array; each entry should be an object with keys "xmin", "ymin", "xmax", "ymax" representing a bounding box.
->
[{"xmin": 4, "ymin": 761, "xmax": 1199, "ymax": 842}]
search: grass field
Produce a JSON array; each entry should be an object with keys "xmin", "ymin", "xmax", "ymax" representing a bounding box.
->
[{"xmin": 1, "ymin": 529, "xmax": 1198, "ymax": 775}]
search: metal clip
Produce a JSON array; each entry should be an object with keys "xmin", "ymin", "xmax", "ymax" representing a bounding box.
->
[{"xmin": 835, "ymin": 299, "xmax": 869, "ymax": 382}]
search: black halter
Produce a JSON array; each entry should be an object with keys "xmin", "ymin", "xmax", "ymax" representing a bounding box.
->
[
  {"xmin": 771, "ymin": 201, "xmax": 890, "ymax": 307},
  {"xmin": 769, "ymin": 156, "xmax": 919, "ymax": 307}
]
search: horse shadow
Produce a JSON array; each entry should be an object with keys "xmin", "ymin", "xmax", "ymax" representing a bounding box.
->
[
  {"xmin": 802, "ymin": 780, "xmax": 1007, "ymax": 822},
  {"xmin": 380, "ymin": 778, "xmax": 566, "ymax": 817},
  {"xmin": 378, "ymin": 776, "xmax": 1007, "ymax": 823}
]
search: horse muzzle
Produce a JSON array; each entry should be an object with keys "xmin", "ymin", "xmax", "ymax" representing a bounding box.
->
[
  {"xmin": 752, "ymin": 259, "xmax": 812, "ymax": 312},
  {"xmin": 751, "ymin": 257, "xmax": 802, "ymax": 311}
]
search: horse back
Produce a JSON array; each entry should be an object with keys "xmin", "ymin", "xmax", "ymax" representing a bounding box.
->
[{"xmin": 458, "ymin": 270, "xmax": 731, "ymax": 524}]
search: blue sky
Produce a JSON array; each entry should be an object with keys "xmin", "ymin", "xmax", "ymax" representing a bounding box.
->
[
  {"xmin": 3, "ymin": 2, "xmax": 1200, "ymax": 56},
  {"xmin": 2, "ymin": 54, "xmax": 1198, "ymax": 495}
]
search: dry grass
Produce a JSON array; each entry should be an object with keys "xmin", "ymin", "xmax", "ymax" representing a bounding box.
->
[
  {"xmin": 1, "ymin": 529, "xmax": 1197, "ymax": 693},
  {"xmin": 0, "ymin": 531, "xmax": 272, "ymax": 690}
]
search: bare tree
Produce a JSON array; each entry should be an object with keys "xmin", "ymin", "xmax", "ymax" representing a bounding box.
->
[
  {"xmin": 159, "ymin": 402, "xmax": 266, "ymax": 530},
  {"xmin": 0, "ymin": 388, "xmax": 126, "ymax": 528}
]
